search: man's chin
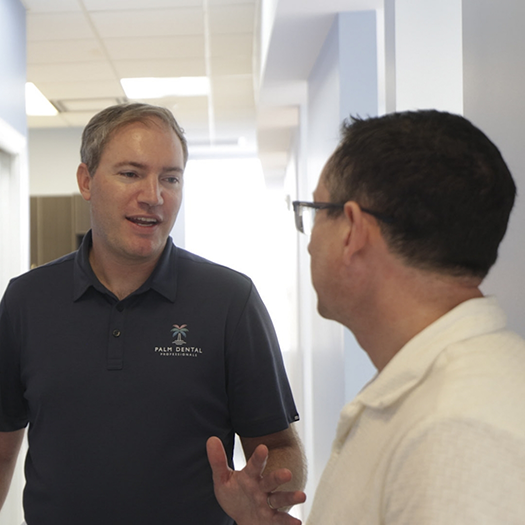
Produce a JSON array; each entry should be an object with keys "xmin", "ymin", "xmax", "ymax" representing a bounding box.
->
[
  {"xmin": 316, "ymin": 301, "xmax": 334, "ymax": 321},
  {"xmin": 124, "ymin": 239, "xmax": 167, "ymax": 262}
]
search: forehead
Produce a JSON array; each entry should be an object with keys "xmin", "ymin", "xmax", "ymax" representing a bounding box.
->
[
  {"xmin": 107, "ymin": 118, "xmax": 174, "ymax": 145},
  {"xmin": 96, "ymin": 119, "xmax": 184, "ymax": 174}
]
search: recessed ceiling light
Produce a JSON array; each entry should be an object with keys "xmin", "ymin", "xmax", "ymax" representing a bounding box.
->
[
  {"xmin": 25, "ymin": 82, "xmax": 58, "ymax": 116},
  {"xmin": 121, "ymin": 77, "xmax": 210, "ymax": 99}
]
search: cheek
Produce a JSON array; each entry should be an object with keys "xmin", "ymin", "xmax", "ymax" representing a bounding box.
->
[
  {"xmin": 308, "ymin": 236, "xmax": 327, "ymax": 286},
  {"xmin": 162, "ymin": 192, "xmax": 183, "ymax": 227},
  {"xmin": 166, "ymin": 190, "xmax": 183, "ymax": 212},
  {"xmin": 309, "ymin": 232, "xmax": 341, "ymax": 290}
]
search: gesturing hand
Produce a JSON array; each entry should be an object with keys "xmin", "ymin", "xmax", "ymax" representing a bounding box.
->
[{"xmin": 206, "ymin": 436, "xmax": 307, "ymax": 525}]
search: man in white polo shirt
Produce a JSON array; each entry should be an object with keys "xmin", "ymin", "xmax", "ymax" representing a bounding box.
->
[{"xmin": 291, "ymin": 109, "xmax": 525, "ymax": 524}]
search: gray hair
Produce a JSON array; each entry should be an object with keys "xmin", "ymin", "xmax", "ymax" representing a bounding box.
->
[{"xmin": 80, "ymin": 103, "xmax": 188, "ymax": 175}]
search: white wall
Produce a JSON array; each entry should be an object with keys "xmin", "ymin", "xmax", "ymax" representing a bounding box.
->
[
  {"xmin": 394, "ymin": 0, "xmax": 463, "ymax": 113},
  {"xmin": 462, "ymin": 0, "xmax": 525, "ymax": 337}
]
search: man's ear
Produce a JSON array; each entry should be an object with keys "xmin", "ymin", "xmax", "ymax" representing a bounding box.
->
[
  {"xmin": 77, "ymin": 163, "xmax": 92, "ymax": 202},
  {"xmin": 342, "ymin": 201, "xmax": 368, "ymax": 263}
]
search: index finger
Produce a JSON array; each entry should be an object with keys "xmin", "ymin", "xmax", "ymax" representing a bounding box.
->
[
  {"xmin": 206, "ymin": 436, "xmax": 231, "ymax": 484},
  {"xmin": 243, "ymin": 443, "xmax": 269, "ymax": 479}
]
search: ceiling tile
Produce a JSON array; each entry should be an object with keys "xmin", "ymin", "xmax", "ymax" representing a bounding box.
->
[
  {"xmin": 34, "ymin": 80, "xmax": 126, "ymax": 100},
  {"xmin": 214, "ymin": 106, "xmax": 256, "ymax": 121},
  {"xmin": 27, "ymin": 39, "xmax": 105, "ymax": 64},
  {"xmin": 209, "ymin": 33, "xmax": 253, "ymax": 57},
  {"xmin": 212, "ymin": 74, "xmax": 253, "ymax": 95},
  {"xmin": 209, "ymin": 4, "xmax": 255, "ymax": 34},
  {"xmin": 98, "ymin": 95, "xmax": 210, "ymax": 124},
  {"xmin": 214, "ymin": 116, "xmax": 256, "ymax": 133},
  {"xmin": 27, "ymin": 13, "xmax": 96, "ymax": 40},
  {"xmin": 207, "ymin": 0, "xmax": 256, "ymax": 5},
  {"xmin": 211, "ymin": 56, "xmax": 252, "ymax": 75},
  {"xmin": 213, "ymin": 88, "xmax": 255, "ymax": 111},
  {"xmin": 28, "ymin": 61, "xmax": 117, "ymax": 83},
  {"xmin": 90, "ymin": 8, "xmax": 204, "ymax": 38},
  {"xmin": 58, "ymin": 98, "xmax": 125, "ymax": 112},
  {"xmin": 104, "ymin": 35, "xmax": 205, "ymax": 61},
  {"xmin": 83, "ymin": 0, "xmax": 202, "ymax": 10},
  {"xmin": 22, "ymin": 0, "xmax": 82, "ymax": 13},
  {"xmin": 114, "ymin": 58, "xmax": 207, "ymax": 78}
]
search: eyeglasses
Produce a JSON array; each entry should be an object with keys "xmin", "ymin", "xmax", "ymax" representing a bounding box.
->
[{"xmin": 292, "ymin": 200, "xmax": 395, "ymax": 235}]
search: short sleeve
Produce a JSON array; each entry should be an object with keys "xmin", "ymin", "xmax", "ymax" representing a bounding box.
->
[
  {"xmin": 0, "ymin": 289, "xmax": 29, "ymax": 431},
  {"xmin": 225, "ymin": 282, "xmax": 299, "ymax": 437}
]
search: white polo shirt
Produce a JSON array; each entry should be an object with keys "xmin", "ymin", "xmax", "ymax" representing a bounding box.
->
[{"xmin": 307, "ymin": 296, "xmax": 525, "ymax": 524}]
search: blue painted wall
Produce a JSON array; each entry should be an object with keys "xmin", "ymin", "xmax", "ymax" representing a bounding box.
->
[{"xmin": 0, "ymin": 0, "xmax": 26, "ymax": 136}]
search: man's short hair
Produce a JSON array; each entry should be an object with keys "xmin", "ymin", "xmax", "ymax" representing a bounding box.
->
[
  {"xmin": 325, "ymin": 110, "xmax": 516, "ymax": 279},
  {"xmin": 80, "ymin": 102, "xmax": 188, "ymax": 175}
]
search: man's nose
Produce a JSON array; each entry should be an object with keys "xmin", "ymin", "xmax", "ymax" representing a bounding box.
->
[{"xmin": 139, "ymin": 176, "xmax": 163, "ymax": 206}]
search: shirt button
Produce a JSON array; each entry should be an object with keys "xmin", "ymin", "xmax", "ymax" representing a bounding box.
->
[
  {"xmin": 116, "ymin": 304, "xmax": 124, "ymax": 312},
  {"xmin": 112, "ymin": 329, "xmax": 121, "ymax": 337}
]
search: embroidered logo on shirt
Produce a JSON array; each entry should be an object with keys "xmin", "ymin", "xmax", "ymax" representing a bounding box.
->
[
  {"xmin": 171, "ymin": 324, "xmax": 189, "ymax": 345},
  {"xmin": 154, "ymin": 323, "xmax": 203, "ymax": 358}
]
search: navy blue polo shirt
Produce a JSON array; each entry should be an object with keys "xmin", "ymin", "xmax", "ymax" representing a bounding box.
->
[{"xmin": 0, "ymin": 232, "xmax": 299, "ymax": 525}]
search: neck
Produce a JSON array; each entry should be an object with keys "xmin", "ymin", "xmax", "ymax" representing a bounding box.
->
[
  {"xmin": 88, "ymin": 246, "xmax": 159, "ymax": 300},
  {"xmin": 348, "ymin": 265, "xmax": 483, "ymax": 372}
]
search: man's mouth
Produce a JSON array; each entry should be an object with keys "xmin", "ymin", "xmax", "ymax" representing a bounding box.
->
[{"xmin": 127, "ymin": 216, "xmax": 160, "ymax": 227}]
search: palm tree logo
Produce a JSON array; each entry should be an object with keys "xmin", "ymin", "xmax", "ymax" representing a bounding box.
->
[{"xmin": 171, "ymin": 324, "xmax": 189, "ymax": 345}]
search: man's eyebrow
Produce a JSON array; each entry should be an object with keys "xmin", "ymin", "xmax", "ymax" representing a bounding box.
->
[{"xmin": 113, "ymin": 161, "xmax": 184, "ymax": 173}]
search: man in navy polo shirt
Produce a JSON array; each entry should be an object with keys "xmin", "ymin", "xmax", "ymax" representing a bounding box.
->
[{"xmin": 0, "ymin": 103, "xmax": 306, "ymax": 525}]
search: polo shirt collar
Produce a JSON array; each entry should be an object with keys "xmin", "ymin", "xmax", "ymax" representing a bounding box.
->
[
  {"xmin": 73, "ymin": 230, "xmax": 178, "ymax": 303},
  {"xmin": 334, "ymin": 296, "xmax": 507, "ymax": 446},
  {"xmin": 147, "ymin": 238, "xmax": 178, "ymax": 302}
]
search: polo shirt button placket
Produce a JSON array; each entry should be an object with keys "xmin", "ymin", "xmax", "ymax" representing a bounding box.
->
[{"xmin": 107, "ymin": 303, "xmax": 125, "ymax": 370}]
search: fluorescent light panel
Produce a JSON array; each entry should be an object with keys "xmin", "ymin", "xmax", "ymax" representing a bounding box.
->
[
  {"xmin": 25, "ymin": 82, "xmax": 58, "ymax": 116},
  {"xmin": 121, "ymin": 77, "xmax": 210, "ymax": 99}
]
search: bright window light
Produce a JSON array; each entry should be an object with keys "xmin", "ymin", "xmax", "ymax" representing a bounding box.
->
[
  {"xmin": 25, "ymin": 83, "xmax": 58, "ymax": 116},
  {"xmin": 182, "ymin": 158, "xmax": 295, "ymax": 352},
  {"xmin": 121, "ymin": 77, "xmax": 210, "ymax": 99}
]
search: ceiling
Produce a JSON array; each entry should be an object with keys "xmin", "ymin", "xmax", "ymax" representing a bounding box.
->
[{"xmin": 22, "ymin": 0, "xmax": 382, "ymax": 177}]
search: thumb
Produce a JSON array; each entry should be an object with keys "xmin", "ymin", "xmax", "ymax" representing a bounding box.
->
[{"xmin": 206, "ymin": 436, "xmax": 231, "ymax": 484}]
